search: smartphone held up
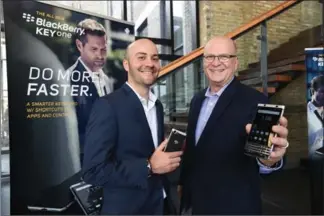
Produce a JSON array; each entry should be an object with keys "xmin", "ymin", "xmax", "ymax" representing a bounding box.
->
[
  {"xmin": 164, "ymin": 128, "xmax": 186, "ymax": 152},
  {"xmin": 244, "ymin": 103, "xmax": 285, "ymax": 159}
]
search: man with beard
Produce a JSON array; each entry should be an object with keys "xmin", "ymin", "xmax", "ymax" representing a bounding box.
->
[
  {"xmin": 82, "ymin": 39, "xmax": 182, "ymax": 214},
  {"xmin": 67, "ymin": 18, "xmax": 115, "ymax": 164},
  {"xmin": 308, "ymin": 75, "xmax": 324, "ymax": 157}
]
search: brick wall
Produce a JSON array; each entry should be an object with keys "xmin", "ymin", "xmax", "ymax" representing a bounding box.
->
[
  {"xmin": 270, "ymin": 73, "xmax": 308, "ymax": 169},
  {"xmin": 199, "ymin": 1, "xmax": 321, "ymax": 70},
  {"xmin": 199, "ymin": 1, "xmax": 281, "ymax": 70}
]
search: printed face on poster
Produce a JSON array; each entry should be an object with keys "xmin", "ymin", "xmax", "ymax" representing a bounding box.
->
[
  {"xmin": 3, "ymin": 0, "xmax": 134, "ymax": 214},
  {"xmin": 305, "ymin": 48, "xmax": 324, "ymax": 160}
]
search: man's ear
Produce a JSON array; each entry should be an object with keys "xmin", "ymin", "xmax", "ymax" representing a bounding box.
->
[
  {"xmin": 234, "ymin": 57, "xmax": 239, "ymax": 72},
  {"xmin": 123, "ymin": 59, "xmax": 129, "ymax": 72},
  {"xmin": 76, "ymin": 39, "xmax": 83, "ymax": 52}
]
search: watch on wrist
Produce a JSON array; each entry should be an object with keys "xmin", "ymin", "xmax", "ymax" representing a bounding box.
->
[{"xmin": 147, "ymin": 159, "xmax": 153, "ymax": 177}]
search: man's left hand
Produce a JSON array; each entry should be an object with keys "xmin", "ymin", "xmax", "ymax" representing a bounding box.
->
[{"xmin": 246, "ymin": 116, "xmax": 289, "ymax": 167}]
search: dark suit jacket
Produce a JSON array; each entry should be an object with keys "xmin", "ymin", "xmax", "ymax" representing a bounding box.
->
[
  {"xmin": 82, "ymin": 84, "xmax": 174, "ymax": 214},
  {"xmin": 180, "ymin": 77, "xmax": 269, "ymax": 215},
  {"xmin": 69, "ymin": 59, "xmax": 99, "ymax": 155}
]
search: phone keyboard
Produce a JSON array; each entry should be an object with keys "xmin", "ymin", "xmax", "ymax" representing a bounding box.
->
[
  {"xmin": 244, "ymin": 142, "xmax": 271, "ymax": 158},
  {"xmin": 70, "ymin": 182, "xmax": 103, "ymax": 215},
  {"xmin": 85, "ymin": 185, "xmax": 102, "ymax": 215}
]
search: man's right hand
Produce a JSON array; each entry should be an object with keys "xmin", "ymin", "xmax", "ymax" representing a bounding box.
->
[{"xmin": 149, "ymin": 139, "xmax": 183, "ymax": 174}]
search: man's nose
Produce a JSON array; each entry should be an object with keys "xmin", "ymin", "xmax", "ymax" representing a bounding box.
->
[
  {"xmin": 144, "ymin": 59, "xmax": 155, "ymax": 67},
  {"xmin": 95, "ymin": 50, "xmax": 104, "ymax": 59}
]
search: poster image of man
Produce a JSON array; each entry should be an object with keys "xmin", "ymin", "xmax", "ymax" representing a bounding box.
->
[
  {"xmin": 2, "ymin": 0, "xmax": 134, "ymax": 213},
  {"xmin": 308, "ymin": 75, "xmax": 324, "ymax": 158},
  {"xmin": 67, "ymin": 18, "xmax": 116, "ymax": 164}
]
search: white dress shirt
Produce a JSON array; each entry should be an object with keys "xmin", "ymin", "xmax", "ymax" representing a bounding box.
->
[{"xmin": 126, "ymin": 82, "xmax": 166, "ymax": 198}]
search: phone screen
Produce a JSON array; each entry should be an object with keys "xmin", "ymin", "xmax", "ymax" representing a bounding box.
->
[{"xmin": 247, "ymin": 106, "xmax": 284, "ymax": 147}]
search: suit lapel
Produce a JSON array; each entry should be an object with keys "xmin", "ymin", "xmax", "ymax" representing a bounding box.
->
[
  {"xmin": 72, "ymin": 62, "xmax": 98, "ymax": 104},
  {"xmin": 76, "ymin": 61, "xmax": 99, "ymax": 98},
  {"xmin": 196, "ymin": 78, "xmax": 239, "ymax": 146},
  {"xmin": 122, "ymin": 84, "xmax": 155, "ymax": 151},
  {"xmin": 188, "ymin": 90, "xmax": 206, "ymax": 146},
  {"xmin": 155, "ymin": 100, "xmax": 164, "ymax": 144}
]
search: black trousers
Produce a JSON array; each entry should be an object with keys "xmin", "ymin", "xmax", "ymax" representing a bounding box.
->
[
  {"xmin": 164, "ymin": 198, "xmax": 171, "ymax": 215},
  {"xmin": 164, "ymin": 197, "xmax": 178, "ymax": 215}
]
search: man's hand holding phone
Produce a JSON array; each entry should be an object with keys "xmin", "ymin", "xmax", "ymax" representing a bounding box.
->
[
  {"xmin": 245, "ymin": 116, "xmax": 289, "ymax": 166},
  {"xmin": 149, "ymin": 139, "xmax": 183, "ymax": 174}
]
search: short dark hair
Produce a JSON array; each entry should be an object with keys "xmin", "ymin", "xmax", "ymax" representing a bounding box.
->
[
  {"xmin": 76, "ymin": 19, "xmax": 106, "ymax": 45},
  {"xmin": 311, "ymin": 75, "xmax": 324, "ymax": 93}
]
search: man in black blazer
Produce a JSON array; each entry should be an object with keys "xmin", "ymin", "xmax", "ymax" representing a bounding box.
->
[
  {"xmin": 82, "ymin": 39, "xmax": 183, "ymax": 214},
  {"xmin": 180, "ymin": 36, "xmax": 289, "ymax": 215}
]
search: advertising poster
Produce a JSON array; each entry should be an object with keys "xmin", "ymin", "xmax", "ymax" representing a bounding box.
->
[
  {"xmin": 306, "ymin": 47, "xmax": 324, "ymax": 160},
  {"xmin": 3, "ymin": 0, "xmax": 134, "ymax": 214}
]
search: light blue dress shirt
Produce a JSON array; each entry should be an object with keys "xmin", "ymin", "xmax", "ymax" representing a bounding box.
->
[{"xmin": 195, "ymin": 77, "xmax": 282, "ymax": 173}]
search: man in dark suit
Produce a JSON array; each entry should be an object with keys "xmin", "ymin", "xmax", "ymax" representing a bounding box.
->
[
  {"xmin": 67, "ymin": 19, "xmax": 116, "ymax": 164},
  {"xmin": 82, "ymin": 39, "xmax": 183, "ymax": 214},
  {"xmin": 180, "ymin": 36, "xmax": 289, "ymax": 215}
]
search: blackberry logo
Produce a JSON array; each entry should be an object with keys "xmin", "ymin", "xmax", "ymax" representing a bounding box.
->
[
  {"xmin": 22, "ymin": 13, "xmax": 35, "ymax": 23},
  {"xmin": 21, "ymin": 12, "xmax": 84, "ymax": 39}
]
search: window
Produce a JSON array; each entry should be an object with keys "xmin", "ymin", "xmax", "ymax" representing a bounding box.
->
[
  {"xmin": 137, "ymin": 19, "xmax": 148, "ymax": 37},
  {"xmin": 1, "ymin": 36, "xmax": 9, "ymax": 178}
]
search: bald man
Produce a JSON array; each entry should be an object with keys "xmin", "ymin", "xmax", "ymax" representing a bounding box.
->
[
  {"xmin": 179, "ymin": 36, "xmax": 289, "ymax": 214},
  {"xmin": 82, "ymin": 39, "xmax": 182, "ymax": 215}
]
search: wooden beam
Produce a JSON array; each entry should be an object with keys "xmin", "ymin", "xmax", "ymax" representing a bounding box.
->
[
  {"xmin": 241, "ymin": 75, "xmax": 292, "ymax": 86},
  {"xmin": 254, "ymin": 87, "xmax": 276, "ymax": 94},
  {"xmin": 238, "ymin": 64, "xmax": 305, "ymax": 80},
  {"xmin": 246, "ymin": 54, "xmax": 305, "ymax": 71},
  {"xmin": 158, "ymin": 0, "xmax": 300, "ymax": 78}
]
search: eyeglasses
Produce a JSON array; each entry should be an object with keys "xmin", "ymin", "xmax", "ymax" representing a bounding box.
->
[{"xmin": 203, "ymin": 54, "xmax": 237, "ymax": 63}]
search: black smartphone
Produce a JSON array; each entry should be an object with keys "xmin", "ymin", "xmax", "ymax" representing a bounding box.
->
[
  {"xmin": 70, "ymin": 181, "xmax": 103, "ymax": 215},
  {"xmin": 164, "ymin": 128, "xmax": 186, "ymax": 152},
  {"xmin": 244, "ymin": 103, "xmax": 285, "ymax": 159}
]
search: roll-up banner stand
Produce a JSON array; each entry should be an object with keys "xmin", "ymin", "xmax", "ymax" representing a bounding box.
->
[
  {"xmin": 2, "ymin": 0, "xmax": 134, "ymax": 214},
  {"xmin": 306, "ymin": 47, "xmax": 324, "ymax": 215}
]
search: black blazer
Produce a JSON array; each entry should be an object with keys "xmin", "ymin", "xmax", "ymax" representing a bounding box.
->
[
  {"xmin": 180, "ymin": 77, "xmax": 269, "ymax": 215},
  {"xmin": 69, "ymin": 59, "xmax": 99, "ymax": 155},
  {"xmin": 82, "ymin": 84, "xmax": 173, "ymax": 214}
]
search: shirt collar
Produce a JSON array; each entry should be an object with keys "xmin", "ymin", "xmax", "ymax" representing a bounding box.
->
[
  {"xmin": 78, "ymin": 57, "xmax": 104, "ymax": 74},
  {"xmin": 308, "ymin": 101, "xmax": 323, "ymax": 113},
  {"xmin": 205, "ymin": 76, "xmax": 234, "ymax": 98},
  {"xmin": 126, "ymin": 82, "xmax": 157, "ymax": 104}
]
